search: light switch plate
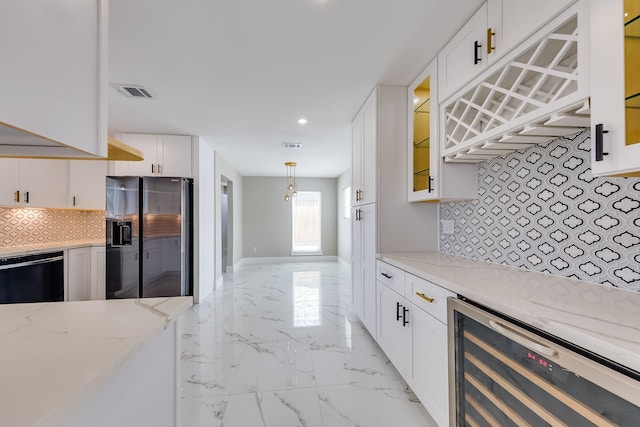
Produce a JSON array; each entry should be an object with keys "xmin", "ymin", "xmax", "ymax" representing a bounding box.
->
[{"xmin": 441, "ymin": 219, "xmax": 455, "ymax": 235}]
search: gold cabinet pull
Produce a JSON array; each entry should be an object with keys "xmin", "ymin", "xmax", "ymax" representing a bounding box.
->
[
  {"xmin": 14, "ymin": 190, "xmax": 19, "ymax": 203},
  {"xmin": 487, "ymin": 28, "xmax": 496, "ymax": 54},
  {"xmin": 416, "ymin": 292, "xmax": 434, "ymax": 303}
]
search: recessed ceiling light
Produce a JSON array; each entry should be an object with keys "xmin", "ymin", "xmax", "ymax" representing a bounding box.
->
[{"xmin": 298, "ymin": 118, "xmax": 308, "ymax": 125}]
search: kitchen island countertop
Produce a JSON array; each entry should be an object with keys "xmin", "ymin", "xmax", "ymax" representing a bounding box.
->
[
  {"xmin": 0, "ymin": 296, "xmax": 192, "ymax": 427},
  {"xmin": 379, "ymin": 251, "xmax": 640, "ymax": 374}
]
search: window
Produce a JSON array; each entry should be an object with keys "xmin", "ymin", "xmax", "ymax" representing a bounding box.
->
[
  {"xmin": 292, "ymin": 191, "xmax": 322, "ymax": 254},
  {"xmin": 343, "ymin": 186, "xmax": 351, "ymax": 219}
]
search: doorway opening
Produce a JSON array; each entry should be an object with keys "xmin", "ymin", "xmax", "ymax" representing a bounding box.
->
[{"xmin": 221, "ymin": 177, "xmax": 233, "ymax": 273}]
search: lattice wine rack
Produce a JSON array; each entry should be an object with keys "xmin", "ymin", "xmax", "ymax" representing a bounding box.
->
[{"xmin": 442, "ymin": 10, "xmax": 590, "ymax": 163}]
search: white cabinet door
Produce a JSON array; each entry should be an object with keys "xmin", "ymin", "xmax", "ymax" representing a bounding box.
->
[
  {"xmin": 351, "ymin": 113, "xmax": 364, "ymax": 206},
  {"xmin": 351, "ymin": 207, "xmax": 364, "ymax": 321},
  {"xmin": 590, "ymin": 0, "xmax": 640, "ymax": 176},
  {"xmin": 0, "ymin": 159, "xmax": 20, "ymax": 206},
  {"xmin": 438, "ymin": 3, "xmax": 488, "ymax": 102},
  {"xmin": 361, "ymin": 91, "xmax": 377, "ymax": 205},
  {"xmin": 69, "ymin": 160, "xmax": 107, "ymax": 210},
  {"xmin": 158, "ymin": 135, "xmax": 192, "ymax": 177},
  {"xmin": 407, "ymin": 302, "xmax": 449, "ymax": 427},
  {"xmin": 377, "ymin": 282, "xmax": 408, "ymax": 373},
  {"xmin": 351, "ymin": 89, "xmax": 377, "ymax": 206},
  {"xmin": 67, "ymin": 247, "xmax": 92, "ymax": 301},
  {"xmin": 360, "ymin": 203, "xmax": 377, "ymax": 336},
  {"xmin": 487, "ymin": 0, "xmax": 574, "ymax": 64},
  {"xmin": 91, "ymin": 246, "xmax": 106, "ymax": 300},
  {"xmin": 113, "ymin": 134, "xmax": 158, "ymax": 176},
  {"xmin": 0, "ymin": 0, "xmax": 107, "ymax": 156},
  {"xmin": 19, "ymin": 159, "xmax": 69, "ymax": 208},
  {"xmin": 352, "ymin": 204, "xmax": 377, "ymax": 336},
  {"xmin": 408, "ymin": 59, "xmax": 477, "ymax": 202}
]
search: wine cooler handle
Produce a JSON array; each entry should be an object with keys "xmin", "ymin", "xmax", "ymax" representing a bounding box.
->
[{"xmin": 489, "ymin": 320, "xmax": 557, "ymax": 357}]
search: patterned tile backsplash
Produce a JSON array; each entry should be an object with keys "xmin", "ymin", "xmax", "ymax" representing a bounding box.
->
[
  {"xmin": 0, "ymin": 208, "xmax": 104, "ymax": 246},
  {"xmin": 440, "ymin": 130, "xmax": 640, "ymax": 291}
]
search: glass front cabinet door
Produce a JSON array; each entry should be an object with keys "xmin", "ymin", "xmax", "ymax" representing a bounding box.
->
[
  {"xmin": 408, "ymin": 60, "xmax": 438, "ymax": 202},
  {"xmin": 591, "ymin": 0, "xmax": 640, "ymax": 176},
  {"xmin": 408, "ymin": 59, "xmax": 477, "ymax": 202}
]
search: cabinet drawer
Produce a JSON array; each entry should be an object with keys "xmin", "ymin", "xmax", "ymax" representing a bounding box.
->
[
  {"xmin": 376, "ymin": 261, "xmax": 405, "ymax": 296},
  {"xmin": 406, "ymin": 274, "xmax": 455, "ymax": 324}
]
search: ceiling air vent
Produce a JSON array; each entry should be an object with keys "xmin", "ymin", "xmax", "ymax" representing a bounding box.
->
[
  {"xmin": 282, "ymin": 142, "xmax": 302, "ymax": 149},
  {"xmin": 111, "ymin": 84, "xmax": 156, "ymax": 99}
]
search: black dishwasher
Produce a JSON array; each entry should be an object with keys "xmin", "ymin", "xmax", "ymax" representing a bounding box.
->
[{"xmin": 0, "ymin": 252, "xmax": 64, "ymax": 304}]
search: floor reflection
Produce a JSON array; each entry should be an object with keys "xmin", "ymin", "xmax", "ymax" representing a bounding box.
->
[{"xmin": 292, "ymin": 271, "xmax": 321, "ymax": 328}]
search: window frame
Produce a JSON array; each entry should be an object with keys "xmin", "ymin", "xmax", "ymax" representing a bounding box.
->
[{"xmin": 291, "ymin": 190, "xmax": 322, "ymax": 255}]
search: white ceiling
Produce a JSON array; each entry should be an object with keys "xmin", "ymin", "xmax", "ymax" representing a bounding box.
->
[{"xmin": 108, "ymin": 0, "xmax": 483, "ymax": 178}]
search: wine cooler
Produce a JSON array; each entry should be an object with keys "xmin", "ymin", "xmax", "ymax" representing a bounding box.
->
[{"xmin": 448, "ymin": 298, "xmax": 640, "ymax": 426}]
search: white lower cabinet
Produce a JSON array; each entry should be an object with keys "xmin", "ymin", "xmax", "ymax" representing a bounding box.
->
[
  {"xmin": 376, "ymin": 260, "xmax": 453, "ymax": 427},
  {"xmin": 376, "ymin": 281, "xmax": 409, "ymax": 371},
  {"xmin": 66, "ymin": 247, "xmax": 92, "ymax": 301},
  {"xmin": 406, "ymin": 300, "xmax": 449, "ymax": 427}
]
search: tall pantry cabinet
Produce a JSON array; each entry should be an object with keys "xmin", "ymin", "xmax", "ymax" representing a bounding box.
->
[{"xmin": 351, "ymin": 85, "xmax": 439, "ymax": 337}]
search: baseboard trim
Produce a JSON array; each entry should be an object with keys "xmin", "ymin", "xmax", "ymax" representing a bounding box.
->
[{"xmin": 240, "ymin": 255, "xmax": 339, "ymax": 265}]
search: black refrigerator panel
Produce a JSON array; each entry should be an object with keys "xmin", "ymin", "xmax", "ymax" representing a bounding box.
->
[
  {"xmin": 106, "ymin": 176, "xmax": 140, "ymax": 299},
  {"xmin": 141, "ymin": 177, "xmax": 191, "ymax": 298}
]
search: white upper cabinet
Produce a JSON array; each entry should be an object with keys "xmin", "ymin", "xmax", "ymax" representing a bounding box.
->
[
  {"xmin": 438, "ymin": 3, "xmax": 488, "ymax": 102},
  {"xmin": 351, "ymin": 89, "xmax": 377, "ymax": 206},
  {"xmin": 111, "ymin": 134, "xmax": 193, "ymax": 178},
  {"xmin": 408, "ymin": 59, "xmax": 476, "ymax": 202},
  {"xmin": 441, "ymin": 3, "xmax": 589, "ymax": 163},
  {"xmin": 0, "ymin": 0, "xmax": 107, "ymax": 157},
  {"xmin": 487, "ymin": 0, "xmax": 575, "ymax": 64},
  {"xmin": 439, "ymin": 1, "xmax": 577, "ymax": 102},
  {"xmin": 0, "ymin": 159, "xmax": 20, "ymax": 207},
  {"xmin": 18, "ymin": 159, "xmax": 69, "ymax": 209},
  {"xmin": 590, "ymin": 0, "xmax": 640, "ymax": 176},
  {"xmin": 69, "ymin": 160, "xmax": 107, "ymax": 210}
]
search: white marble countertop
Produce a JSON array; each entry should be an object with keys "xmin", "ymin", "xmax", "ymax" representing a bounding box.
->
[
  {"xmin": 0, "ymin": 296, "xmax": 192, "ymax": 427},
  {"xmin": 378, "ymin": 251, "xmax": 640, "ymax": 374},
  {"xmin": 0, "ymin": 240, "xmax": 105, "ymax": 258}
]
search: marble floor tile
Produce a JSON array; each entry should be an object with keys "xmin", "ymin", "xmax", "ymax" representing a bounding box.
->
[{"xmin": 180, "ymin": 261, "xmax": 436, "ymax": 427}]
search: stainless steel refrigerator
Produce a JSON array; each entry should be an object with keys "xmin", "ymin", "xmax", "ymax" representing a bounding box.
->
[{"xmin": 105, "ymin": 176, "xmax": 193, "ymax": 299}]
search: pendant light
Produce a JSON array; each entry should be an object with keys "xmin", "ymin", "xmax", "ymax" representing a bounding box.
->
[{"xmin": 284, "ymin": 161, "xmax": 298, "ymax": 201}]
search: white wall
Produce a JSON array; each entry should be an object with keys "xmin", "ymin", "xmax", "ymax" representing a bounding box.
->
[
  {"xmin": 214, "ymin": 152, "xmax": 243, "ymax": 285},
  {"xmin": 192, "ymin": 137, "xmax": 215, "ymax": 303},
  {"xmin": 337, "ymin": 168, "xmax": 351, "ymax": 263},
  {"xmin": 243, "ymin": 177, "xmax": 337, "ymax": 258}
]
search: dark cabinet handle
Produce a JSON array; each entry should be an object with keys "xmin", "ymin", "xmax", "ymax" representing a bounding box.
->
[
  {"xmin": 595, "ymin": 123, "xmax": 609, "ymax": 161},
  {"xmin": 73, "ymin": 196, "xmax": 77, "ymax": 206},
  {"xmin": 151, "ymin": 164, "xmax": 155, "ymax": 173},
  {"xmin": 381, "ymin": 272, "xmax": 392, "ymax": 279},
  {"xmin": 403, "ymin": 307, "xmax": 410, "ymax": 327},
  {"xmin": 25, "ymin": 191, "xmax": 29, "ymax": 204},
  {"xmin": 428, "ymin": 176, "xmax": 434, "ymax": 193},
  {"xmin": 396, "ymin": 302, "xmax": 402, "ymax": 321},
  {"xmin": 474, "ymin": 40, "xmax": 482, "ymax": 65}
]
